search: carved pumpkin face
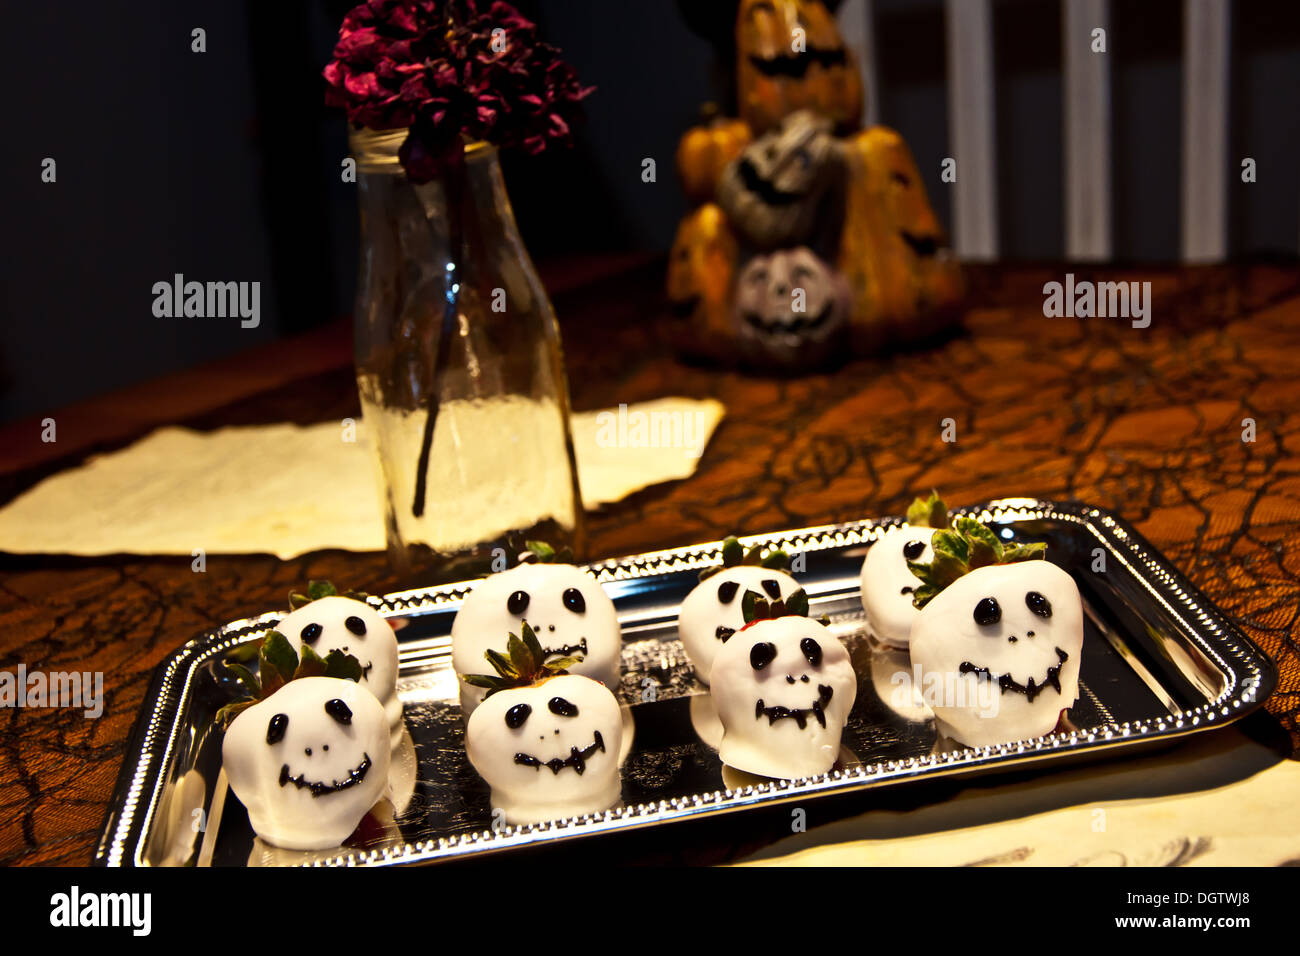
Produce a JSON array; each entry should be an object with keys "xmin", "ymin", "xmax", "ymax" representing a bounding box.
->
[
  {"xmin": 665, "ymin": 203, "xmax": 740, "ymax": 359},
  {"xmin": 734, "ymin": 246, "xmax": 849, "ymax": 368},
  {"xmin": 676, "ymin": 114, "xmax": 753, "ymax": 206},
  {"xmin": 837, "ymin": 127, "xmax": 964, "ymax": 350},
  {"xmin": 717, "ymin": 109, "xmax": 844, "ymax": 250},
  {"xmin": 736, "ymin": 0, "xmax": 863, "ymax": 136}
]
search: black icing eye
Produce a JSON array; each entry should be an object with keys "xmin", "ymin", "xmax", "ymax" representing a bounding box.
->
[
  {"xmin": 562, "ymin": 588, "xmax": 586, "ymax": 613},
  {"xmin": 750, "ymin": 642, "xmax": 777, "ymax": 670},
  {"xmin": 324, "ymin": 698, "xmax": 353, "ymax": 724},
  {"xmin": 761, "ymin": 578, "xmax": 781, "ymax": 599},
  {"xmin": 345, "ymin": 615, "xmax": 367, "ymax": 636},
  {"xmin": 549, "ymin": 697, "xmax": 579, "ymax": 717},
  {"xmin": 1025, "ymin": 591, "xmax": 1053, "ymax": 619},
  {"xmin": 266, "ymin": 713, "xmax": 288, "ymax": 744},
  {"xmin": 973, "ymin": 597, "xmax": 1002, "ymax": 627},
  {"xmin": 717, "ymin": 580, "xmax": 740, "ymax": 604},
  {"xmin": 903, "ymin": 540, "xmax": 926, "ymax": 561},
  {"xmin": 507, "ymin": 590, "xmax": 530, "ymax": 615},
  {"xmin": 716, "ymin": 625, "xmax": 735, "ymax": 642},
  {"xmin": 800, "ymin": 637, "xmax": 823, "ymax": 666},
  {"xmin": 300, "ymin": 622, "xmax": 322, "ymax": 645},
  {"xmin": 505, "ymin": 703, "xmax": 531, "ymax": 728}
]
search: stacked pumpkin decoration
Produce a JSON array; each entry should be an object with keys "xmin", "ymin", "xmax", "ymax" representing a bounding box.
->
[{"xmin": 668, "ymin": 0, "xmax": 964, "ymax": 369}]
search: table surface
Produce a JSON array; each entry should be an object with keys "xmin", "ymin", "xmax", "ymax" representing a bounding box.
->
[{"xmin": 2, "ymin": 258, "xmax": 1299, "ymax": 866}]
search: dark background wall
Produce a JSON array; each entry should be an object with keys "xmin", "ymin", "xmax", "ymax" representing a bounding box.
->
[{"xmin": 1, "ymin": 0, "xmax": 1297, "ymax": 424}]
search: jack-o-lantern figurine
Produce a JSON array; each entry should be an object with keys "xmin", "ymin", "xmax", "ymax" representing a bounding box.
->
[
  {"xmin": 736, "ymin": 0, "xmax": 863, "ymax": 136},
  {"xmin": 733, "ymin": 246, "xmax": 849, "ymax": 369},
  {"xmin": 717, "ymin": 109, "xmax": 845, "ymax": 251},
  {"xmin": 676, "ymin": 105, "xmax": 753, "ymax": 207},
  {"xmin": 666, "ymin": 0, "xmax": 962, "ymax": 371},
  {"xmin": 666, "ymin": 203, "xmax": 741, "ymax": 362},
  {"xmin": 837, "ymin": 127, "xmax": 964, "ymax": 350}
]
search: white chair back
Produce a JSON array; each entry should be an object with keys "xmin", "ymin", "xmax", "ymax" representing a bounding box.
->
[{"xmin": 837, "ymin": 0, "xmax": 1245, "ymax": 262}]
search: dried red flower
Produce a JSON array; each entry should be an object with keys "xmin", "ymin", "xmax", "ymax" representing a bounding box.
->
[{"xmin": 324, "ymin": 0, "xmax": 593, "ymax": 182}]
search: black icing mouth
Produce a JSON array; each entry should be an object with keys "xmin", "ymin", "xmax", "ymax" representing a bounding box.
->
[
  {"xmin": 736, "ymin": 157, "xmax": 808, "ymax": 206},
  {"xmin": 748, "ymin": 45, "xmax": 847, "ymax": 80},
  {"xmin": 900, "ymin": 231, "xmax": 941, "ymax": 257},
  {"xmin": 742, "ymin": 302, "xmax": 834, "ymax": 336},
  {"xmin": 754, "ymin": 684, "xmax": 834, "ymax": 729},
  {"xmin": 514, "ymin": 730, "xmax": 606, "ymax": 776},
  {"xmin": 279, "ymin": 753, "xmax": 372, "ymax": 797},
  {"xmin": 959, "ymin": 647, "xmax": 1069, "ymax": 703},
  {"xmin": 543, "ymin": 638, "xmax": 587, "ymax": 659},
  {"xmin": 359, "ymin": 660, "xmax": 373, "ymax": 680}
]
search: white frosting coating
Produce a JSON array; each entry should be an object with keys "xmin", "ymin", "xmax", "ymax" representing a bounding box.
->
[
  {"xmin": 277, "ymin": 596, "xmax": 403, "ymax": 747},
  {"xmin": 688, "ymin": 692, "xmax": 724, "ymax": 749},
  {"xmin": 908, "ymin": 561, "xmax": 1084, "ymax": 747},
  {"xmin": 223, "ymin": 676, "xmax": 390, "ymax": 851},
  {"xmin": 678, "ymin": 565, "xmax": 801, "ymax": 683},
  {"xmin": 452, "ymin": 563, "xmax": 621, "ymax": 716},
  {"xmin": 859, "ymin": 525, "xmax": 936, "ymax": 648},
  {"xmin": 465, "ymin": 674, "xmax": 623, "ymax": 824},
  {"xmin": 711, "ymin": 616, "xmax": 857, "ymax": 778}
]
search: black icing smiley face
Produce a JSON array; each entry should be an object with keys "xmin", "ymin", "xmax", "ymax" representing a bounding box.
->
[
  {"xmin": 505, "ymin": 586, "xmax": 591, "ymax": 661},
  {"xmin": 897, "ymin": 536, "xmax": 933, "ymax": 596},
  {"xmin": 961, "ymin": 590, "xmax": 1068, "ymax": 703},
  {"xmin": 276, "ymin": 597, "xmax": 399, "ymax": 701},
  {"xmin": 298, "ymin": 614, "xmax": 374, "ymax": 678},
  {"xmin": 714, "ymin": 574, "xmax": 787, "ymax": 643},
  {"xmin": 452, "ymin": 566, "xmax": 622, "ymax": 715},
  {"xmin": 505, "ymin": 695, "xmax": 606, "ymax": 775},
  {"xmin": 747, "ymin": 635, "xmax": 835, "ymax": 730},
  {"xmin": 268, "ymin": 697, "xmax": 373, "ymax": 798}
]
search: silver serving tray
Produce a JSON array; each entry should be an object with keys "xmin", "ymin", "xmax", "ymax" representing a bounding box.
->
[{"xmin": 94, "ymin": 498, "xmax": 1276, "ymax": 866}]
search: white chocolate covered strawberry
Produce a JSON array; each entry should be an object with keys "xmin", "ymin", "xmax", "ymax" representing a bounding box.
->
[
  {"xmin": 859, "ymin": 492, "xmax": 948, "ymax": 648},
  {"xmin": 463, "ymin": 622, "xmax": 623, "ymax": 824},
  {"xmin": 276, "ymin": 582, "xmax": 402, "ymax": 748},
  {"xmin": 452, "ymin": 543, "xmax": 621, "ymax": 717},
  {"xmin": 710, "ymin": 589, "xmax": 857, "ymax": 779},
  {"xmin": 906, "ymin": 514, "xmax": 1084, "ymax": 747},
  {"xmin": 219, "ymin": 633, "xmax": 389, "ymax": 851},
  {"xmin": 678, "ymin": 536, "xmax": 801, "ymax": 684}
]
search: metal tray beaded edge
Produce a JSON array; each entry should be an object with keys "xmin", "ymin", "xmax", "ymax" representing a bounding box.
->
[{"xmin": 94, "ymin": 498, "xmax": 1277, "ymax": 867}]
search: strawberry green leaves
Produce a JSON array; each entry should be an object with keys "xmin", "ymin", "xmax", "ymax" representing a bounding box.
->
[
  {"xmin": 739, "ymin": 587, "xmax": 829, "ymax": 627},
  {"xmin": 462, "ymin": 621, "xmax": 580, "ymax": 699},
  {"xmin": 906, "ymin": 514, "xmax": 1046, "ymax": 609},
  {"xmin": 288, "ymin": 579, "xmax": 369, "ymax": 610},
  {"xmin": 699, "ymin": 535, "xmax": 791, "ymax": 581},
  {"xmin": 905, "ymin": 491, "xmax": 950, "ymax": 530},
  {"xmin": 258, "ymin": 631, "xmax": 299, "ymax": 697},
  {"xmin": 519, "ymin": 540, "xmax": 575, "ymax": 565},
  {"xmin": 216, "ymin": 629, "xmax": 366, "ymax": 727}
]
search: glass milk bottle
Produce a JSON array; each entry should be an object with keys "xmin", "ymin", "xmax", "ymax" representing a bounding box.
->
[{"xmin": 350, "ymin": 129, "xmax": 585, "ymax": 584}]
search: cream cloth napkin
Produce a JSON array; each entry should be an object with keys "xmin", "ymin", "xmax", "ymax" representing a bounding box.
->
[
  {"xmin": 0, "ymin": 398, "xmax": 723, "ymax": 559},
  {"xmin": 735, "ymin": 729, "xmax": 1300, "ymax": 867}
]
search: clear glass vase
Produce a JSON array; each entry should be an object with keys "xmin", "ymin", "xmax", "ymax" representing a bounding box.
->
[{"xmin": 350, "ymin": 129, "xmax": 585, "ymax": 584}]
